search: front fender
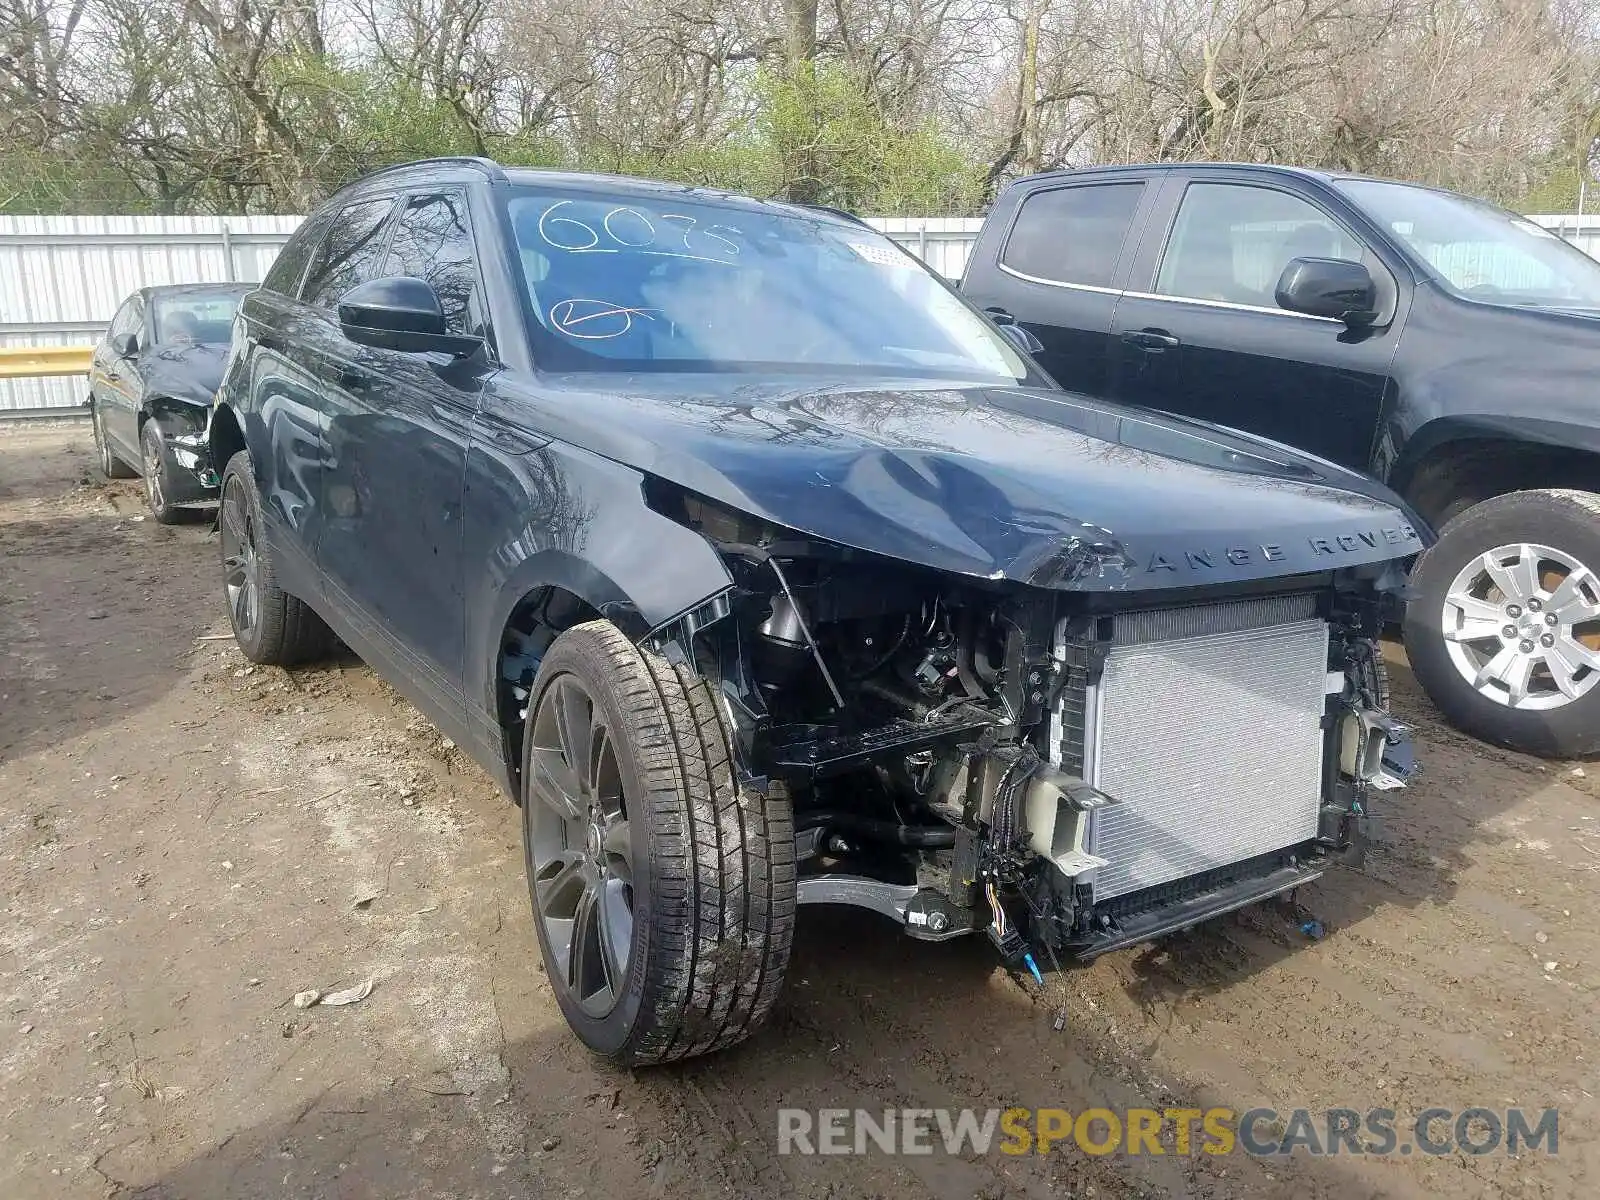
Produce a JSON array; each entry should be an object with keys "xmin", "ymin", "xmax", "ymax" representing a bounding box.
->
[
  {"xmin": 143, "ymin": 396, "xmax": 219, "ymax": 491},
  {"xmin": 464, "ymin": 433, "xmax": 735, "ymax": 775}
]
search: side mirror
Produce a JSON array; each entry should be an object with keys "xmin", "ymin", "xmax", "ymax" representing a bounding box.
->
[
  {"xmin": 1275, "ymin": 257, "xmax": 1378, "ymax": 326},
  {"xmin": 111, "ymin": 332, "xmax": 139, "ymax": 358},
  {"xmin": 337, "ymin": 277, "xmax": 482, "ymax": 357}
]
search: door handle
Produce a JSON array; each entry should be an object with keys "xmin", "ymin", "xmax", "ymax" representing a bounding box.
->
[
  {"xmin": 339, "ymin": 367, "xmax": 369, "ymax": 392},
  {"xmin": 1121, "ymin": 329, "xmax": 1181, "ymax": 350}
]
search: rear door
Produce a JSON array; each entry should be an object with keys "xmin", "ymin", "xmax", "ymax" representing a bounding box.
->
[
  {"xmin": 962, "ymin": 176, "xmax": 1154, "ymax": 397},
  {"xmin": 93, "ymin": 296, "xmax": 144, "ymax": 458},
  {"xmin": 315, "ymin": 187, "xmax": 496, "ymax": 719},
  {"xmin": 1109, "ymin": 173, "xmax": 1407, "ymax": 471}
]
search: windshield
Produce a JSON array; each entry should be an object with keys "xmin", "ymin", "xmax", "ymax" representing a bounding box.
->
[
  {"xmin": 152, "ymin": 292, "xmax": 243, "ymax": 344},
  {"xmin": 503, "ymin": 187, "xmax": 1030, "ymax": 380},
  {"xmin": 1340, "ymin": 179, "xmax": 1600, "ymax": 308}
]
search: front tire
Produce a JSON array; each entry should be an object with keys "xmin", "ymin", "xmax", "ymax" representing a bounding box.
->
[
  {"xmin": 218, "ymin": 451, "xmax": 333, "ymax": 665},
  {"xmin": 521, "ymin": 620, "xmax": 796, "ymax": 1065},
  {"xmin": 141, "ymin": 421, "xmax": 184, "ymax": 525},
  {"xmin": 1404, "ymin": 489, "xmax": 1600, "ymax": 756}
]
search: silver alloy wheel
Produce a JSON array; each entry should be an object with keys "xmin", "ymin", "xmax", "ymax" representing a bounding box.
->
[
  {"xmin": 219, "ymin": 475, "xmax": 259, "ymax": 638},
  {"xmin": 1441, "ymin": 541, "xmax": 1600, "ymax": 709},
  {"xmin": 526, "ymin": 674, "xmax": 634, "ymax": 1018},
  {"xmin": 142, "ymin": 427, "xmax": 164, "ymax": 513}
]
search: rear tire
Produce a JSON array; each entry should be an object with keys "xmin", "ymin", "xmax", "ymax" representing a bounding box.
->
[
  {"xmin": 1403, "ymin": 489, "xmax": 1600, "ymax": 757},
  {"xmin": 521, "ymin": 620, "xmax": 796, "ymax": 1065},
  {"xmin": 218, "ymin": 451, "xmax": 333, "ymax": 665},
  {"xmin": 91, "ymin": 399, "xmax": 136, "ymax": 479}
]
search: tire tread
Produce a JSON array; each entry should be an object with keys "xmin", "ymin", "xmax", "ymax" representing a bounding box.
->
[{"xmin": 528, "ymin": 620, "xmax": 795, "ymax": 1066}]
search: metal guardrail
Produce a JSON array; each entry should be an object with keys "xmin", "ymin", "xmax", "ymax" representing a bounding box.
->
[{"xmin": 0, "ymin": 345, "xmax": 94, "ymax": 379}]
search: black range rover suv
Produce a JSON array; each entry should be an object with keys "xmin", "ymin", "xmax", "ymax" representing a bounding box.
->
[
  {"xmin": 210, "ymin": 157, "xmax": 1420, "ymax": 1064},
  {"xmin": 961, "ymin": 163, "xmax": 1600, "ymax": 757}
]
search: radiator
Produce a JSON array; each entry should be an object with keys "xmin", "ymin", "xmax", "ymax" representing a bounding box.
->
[{"xmin": 1081, "ymin": 596, "xmax": 1329, "ymax": 902}]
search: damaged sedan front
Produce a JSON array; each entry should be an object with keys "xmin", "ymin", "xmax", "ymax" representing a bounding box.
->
[{"xmin": 210, "ymin": 159, "xmax": 1425, "ymax": 1068}]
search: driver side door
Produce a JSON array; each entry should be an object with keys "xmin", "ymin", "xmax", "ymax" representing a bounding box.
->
[
  {"xmin": 1110, "ymin": 174, "xmax": 1407, "ymax": 472},
  {"xmin": 315, "ymin": 188, "xmax": 494, "ymax": 729}
]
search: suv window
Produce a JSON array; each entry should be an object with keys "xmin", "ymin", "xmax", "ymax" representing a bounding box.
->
[
  {"xmin": 1001, "ymin": 183, "xmax": 1144, "ymax": 288},
  {"xmin": 1155, "ymin": 183, "xmax": 1364, "ymax": 309},
  {"xmin": 301, "ymin": 197, "xmax": 397, "ymax": 310},
  {"xmin": 382, "ymin": 192, "xmax": 482, "ymax": 336},
  {"xmin": 260, "ymin": 215, "xmax": 326, "ymax": 297}
]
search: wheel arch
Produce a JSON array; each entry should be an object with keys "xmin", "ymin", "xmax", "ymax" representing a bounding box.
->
[
  {"xmin": 208, "ymin": 402, "xmax": 247, "ymax": 476},
  {"xmin": 484, "ymin": 550, "xmax": 686, "ymax": 798},
  {"xmin": 1391, "ymin": 417, "xmax": 1600, "ymax": 527}
]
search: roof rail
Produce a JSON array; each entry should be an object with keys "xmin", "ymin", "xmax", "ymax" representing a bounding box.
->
[
  {"xmin": 798, "ymin": 202, "xmax": 872, "ymax": 228},
  {"xmin": 354, "ymin": 156, "xmax": 509, "ymax": 186}
]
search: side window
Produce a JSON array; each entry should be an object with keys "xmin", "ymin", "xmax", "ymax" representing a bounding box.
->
[
  {"xmin": 381, "ymin": 192, "xmax": 482, "ymax": 336},
  {"xmin": 260, "ymin": 216, "xmax": 326, "ymax": 297},
  {"xmin": 1000, "ymin": 183, "xmax": 1144, "ymax": 288},
  {"xmin": 1155, "ymin": 183, "xmax": 1364, "ymax": 309},
  {"xmin": 301, "ymin": 197, "xmax": 397, "ymax": 310}
]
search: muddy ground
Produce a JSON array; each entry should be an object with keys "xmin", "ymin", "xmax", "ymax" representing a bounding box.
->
[{"xmin": 1, "ymin": 421, "xmax": 1595, "ymax": 1200}]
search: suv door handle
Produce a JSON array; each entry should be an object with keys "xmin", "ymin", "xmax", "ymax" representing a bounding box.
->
[
  {"xmin": 1121, "ymin": 329, "xmax": 1181, "ymax": 350},
  {"xmin": 339, "ymin": 367, "xmax": 370, "ymax": 391}
]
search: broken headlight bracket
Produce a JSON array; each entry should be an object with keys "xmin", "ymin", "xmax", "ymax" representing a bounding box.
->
[{"xmin": 1340, "ymin": 706, "xmax": 1417, "ymax": 792}]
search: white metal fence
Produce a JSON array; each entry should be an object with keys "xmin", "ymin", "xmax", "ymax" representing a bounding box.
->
[
  {"xmin": 3, "ymin": 210, "xmax": 1597, "ymax": 416},
  {"xmin": 0, "ymin": 215, "xmax": 300, "ymax": 415}
]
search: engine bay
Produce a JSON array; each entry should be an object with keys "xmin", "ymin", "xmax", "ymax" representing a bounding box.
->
[{"xmin": 644, "ymin": 488, "xmax": 1418, "ymax": 971}]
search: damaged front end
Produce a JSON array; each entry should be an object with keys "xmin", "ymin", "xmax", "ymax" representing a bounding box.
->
[
  {"xmin": 646, "ymin": 489, "xmax": 1417, "ymax": 971},
  {"xmin": 147, "ymin": 397, "xmax": 221, "ymax": 496}
]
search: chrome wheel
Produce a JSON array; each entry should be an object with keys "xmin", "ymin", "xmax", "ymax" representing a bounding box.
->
[
  {"xmin": 219, "ymin": 474, "xmax": 259, "ymax": 639},
  {"xmin": 1441, "ymin": 541, "xmax": 1600, "ymax": 709},
  {"xmin": 527, "ymin": 674, "xmax": 634, "ymax": 1018}
]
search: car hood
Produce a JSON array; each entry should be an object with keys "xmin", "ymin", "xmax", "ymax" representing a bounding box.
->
[
  {"xmin": 140, "ymin": 341, "xmax": 228, "ymax": 406},
  {"xmin": 527, "ymin": 375, "xmax": 1427, "ymax": 591}
]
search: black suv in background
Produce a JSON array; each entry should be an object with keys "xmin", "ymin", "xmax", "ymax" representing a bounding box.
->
[{"xmin": 962, "ymin": 164, "xmax": 1600, "ymax": 757}]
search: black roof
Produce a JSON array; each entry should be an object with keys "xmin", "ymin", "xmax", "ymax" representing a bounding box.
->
[
  {"xmin": 329, "ymin": 157, "xmax": 858, "ymax": 228},
  {"xmin": 1003, "ymin": 161, "xmax": 1456, "ymax": 192}
]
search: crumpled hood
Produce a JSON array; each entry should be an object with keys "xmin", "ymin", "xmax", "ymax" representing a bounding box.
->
[
  {"xmin": 140, "ymin": 341, "xmax": 227, "ymax": 406},
  {"xmin": 530, "ymin": 376, "xmax": 1428, "ymax": 591}
]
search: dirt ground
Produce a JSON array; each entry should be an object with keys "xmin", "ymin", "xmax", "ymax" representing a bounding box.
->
[{"xmin": 1, "ymin": 420, "xmax": 1596, "ymax": 1200}]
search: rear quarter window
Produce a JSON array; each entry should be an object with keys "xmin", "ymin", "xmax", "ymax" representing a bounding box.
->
[{"xmin": 1000, "ymin": 182, "xmax": 1144, "ymax": 288}]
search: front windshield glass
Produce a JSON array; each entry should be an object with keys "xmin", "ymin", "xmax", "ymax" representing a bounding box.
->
[
  {"xmin": 503, "ymin": 187, "xmax": 1030, "ymax": 380},
  {"xmin": 152, "ymin": 292, "xmax": 243, "ymax": 343},
  {"xmin": 1339, "ymin": 179, "xmax": 1600, "ymax": 308}
]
